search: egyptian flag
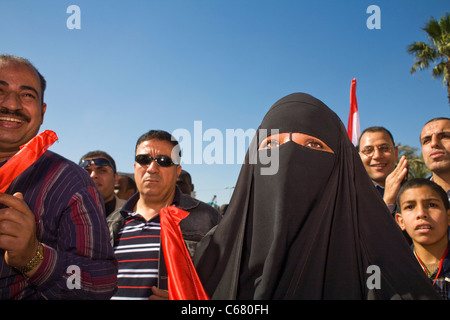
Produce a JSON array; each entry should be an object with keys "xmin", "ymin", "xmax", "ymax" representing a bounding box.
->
[
  {"xmin": 0, "ymin": 130, "xmax": 58, "ymax": 193},
  {"xmin": 160, "ymin": 206, "xmax": 209, "ymax": 300},
  {"xmin": 347, "ymin": 78, "xmax": 360, "ymax": 146}
]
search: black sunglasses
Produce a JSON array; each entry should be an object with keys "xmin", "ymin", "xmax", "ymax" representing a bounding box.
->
[
  {"xmin": 135, "ymin": 154, "xmax": 178, "ymax": 167},
  {"xmin": 79, "ymin": 158, "xmax": 114, "ymax": 170}
]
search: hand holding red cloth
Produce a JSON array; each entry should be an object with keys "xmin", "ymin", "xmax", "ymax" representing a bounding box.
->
[
  {"xmin": 160, "ymin": 205, "xmax": 209, "ymax": 300},
  {"xmin": 0, "ymin": 130, "xmax": 58, "ymax": 193}
]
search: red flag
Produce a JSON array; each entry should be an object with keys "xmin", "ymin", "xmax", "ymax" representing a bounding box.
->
[
  {"xmin": 0, "ymin": 130, "xmax": 58, "ymax": 193},
  {"xmin": 160, "ymin": 206, "xmax": 209, "ymax": 300},
  {"xmin": 347, "ymin": 78, "xmax": 360, "ymax": 146}
]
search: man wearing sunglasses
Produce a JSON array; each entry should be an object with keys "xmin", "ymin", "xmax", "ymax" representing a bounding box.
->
[
  {"xmin": 358, "ymin": 126, "xmax": 408, "ymax": 215},
  {"xmin": 0, "ymin": 55, "xmax": 117, "ymax": 299},
  {"xmin": 79, "ymin": 151, "xmax": 126, "ymax": 217},
  {"xmin": 107, "ymin": 130, "xmax": 220, "ymax": 300}
]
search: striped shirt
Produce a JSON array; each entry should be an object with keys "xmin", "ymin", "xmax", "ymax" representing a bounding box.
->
[
  {"xmin": 0, "ymin": 150, "xmax": 118, "ymax": 299},
  {"xmin": 433, "ymin": 277, "xmax": 450, "ymax": 300},
  {"xmin": 112, "ymin": 213, "xmax": 161, "ymax": 300},
  {"xmin": 413, "ymin": 240, "xmax": 450, "ymax": 300},
  {"xmin": 426, "ymin": 245, "xmax": 450, "ymax": 300}
]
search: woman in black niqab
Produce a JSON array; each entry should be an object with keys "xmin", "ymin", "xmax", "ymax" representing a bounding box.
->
[{"xmin": 193, "ymin": 93, "xmax": 440, "ymax": 299}]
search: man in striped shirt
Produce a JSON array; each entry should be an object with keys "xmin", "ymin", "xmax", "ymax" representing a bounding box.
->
[
  {"xmin": 0, "ymin": 55, "xmax": 118, "ymax": 299},
  {"xmin": 108, "ymin": 130, "xmax": 220, "ymax": 300}
]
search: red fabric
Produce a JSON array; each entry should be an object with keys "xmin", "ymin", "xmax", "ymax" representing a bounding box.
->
[
  {"xmin": 0, "ymin": 130, "xmax": 58, "ymax": 193},
  {"xmin": 160, "ymin": 206, "xmax": 209, "ymax": 300},
  {"xmin": 347, "ymin": 78, "xmax": 360, "ymax": 146}
]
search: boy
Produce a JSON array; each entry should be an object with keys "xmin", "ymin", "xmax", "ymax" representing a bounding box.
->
[{"xmin": 396, "ymin": 178, "xmax": 450, "ymax": 299}]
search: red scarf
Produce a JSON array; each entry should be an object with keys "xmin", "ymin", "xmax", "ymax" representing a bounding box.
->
[
  {"xmin": 0, "ymin": 130, "xmax": 58, "ymax": 193},
  {"xmin": 160, "ymin": 205, "xmax": 209, "ymax": 300}
]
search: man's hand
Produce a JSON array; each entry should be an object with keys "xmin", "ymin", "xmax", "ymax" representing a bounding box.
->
[
  {"xmin": 383, "ymin": 156, "xmax": 408, "ymax": 206},
  {"xmin": 0, "ymin": 192, "xmax": 40, "ymax": 275},
  {"xmin": 149, "ymin": 286, "xmax": 169, "ymax": 300}
]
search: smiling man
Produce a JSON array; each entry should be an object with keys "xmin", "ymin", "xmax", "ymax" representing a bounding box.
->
[
  {"xmin": 358, "ymin": 126, "xmax": 408, "ymax": 214},
  {"xmin": 421, "ymin": 117, "xmax": 450, "ymax": 200},
  {"xmin": 0, "ymin": 59, "xmax": 46, "ymax": 159},
  {"xmin": 0, "ymin": 54, "xmax": 117, "ymax": 299}
]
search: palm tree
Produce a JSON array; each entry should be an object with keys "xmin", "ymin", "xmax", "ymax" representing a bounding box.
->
[
  {"xmin": 407, "ymin": 13, "xmax": 450, "ymax": 105},
  {"xmin": 397, "ymin": 144, "xmax": 430, "ymax": 179}
]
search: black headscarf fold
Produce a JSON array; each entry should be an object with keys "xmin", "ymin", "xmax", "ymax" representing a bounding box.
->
[{"xmin": 194, "ymin": 93, "xmax": 440, "ymax": 300}]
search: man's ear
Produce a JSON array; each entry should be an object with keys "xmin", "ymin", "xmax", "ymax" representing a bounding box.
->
[
  {"xmin": 395, "ymin": 212, "xmax": 406, "ymax": 231},
  {"xmin": 40, "ymin": 102, "xmax": 47, "ymax": 124},
  {"xmin": 393, "ymin": 145, "xmax": 399, "ymax": 163}
]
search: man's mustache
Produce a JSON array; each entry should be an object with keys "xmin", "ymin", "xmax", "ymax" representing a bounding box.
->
[{"xmin": 0, "ymin": 108, "xmax": 30, "ymax": 122}]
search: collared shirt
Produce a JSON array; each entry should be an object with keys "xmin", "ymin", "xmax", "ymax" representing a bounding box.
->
[
  {"xmin": 373, "ymin": 183, "xmax": 396, "ymax": 215},
  {"xmin": 110, "ymin": 192, "xmax": 160, "ymax": 300},
  {"xmin": 374, "ymin": 183, "xmax": 384, "ymax": 197},
  {"xmin": 111, "ymin": 192, "xmax": 165, "ymax": 300},
  {"xmin": 112, "ymin": 211, "xmax": 161, "ymax": 300},
  {"xmin": 0, "ymin": 151, "xmax": 117, "ymax": 300},
  {"xmin": 432, "ymin": 273, "xmax": 450, "ymax": 300},
  {"xmin": 109, "ymin": 187, "xmax": 220, "ymax": 300}
]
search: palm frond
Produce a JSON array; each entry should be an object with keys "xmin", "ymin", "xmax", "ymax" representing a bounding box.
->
[
  {"xmin": 439, "ymin": 13, "xmax": 450, "ymax": 34},
  {"xmin": 432, "ymin": 61, "xmax": 445, "ymax": 78},
  {"xmin": 398, "ymin": 144, "xmax": 431, "ymax": 178},
  {"xmin": 423, "ymin": 16, "xmax": 442, "ymax": 40},
  {"xmin": 407, "ymin": 41, "xmax": 428, "ymax": 53},
  {"xmin": 407, "ymin": 13, "xmax": 450, "ymax": 104},
  {"xmin": 408, "ymin": 42, "xmax": 439, "ymax": 73}
]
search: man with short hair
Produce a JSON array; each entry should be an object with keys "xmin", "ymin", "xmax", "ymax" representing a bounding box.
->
[
  {"xmin": 79, "ymin": 150, "xmax": 125, "ymax": 216},
  {"xmin": 176, "ymin": 169, "xmax": 195, "ymax": 196},
  {"xmin": 420, "ymin": 117, "xmax": 450, "ymax": 199},
  {"xmin": 0, "ymin": 54, "xmax": 117, "ymax": 299},
  {"xmin": 358, "ymin": 126, "xmax": 408, "ymax": 213},
  {"xmin": 107, "ymin": 130, "xmax": 220, "ymax": 300},
  {"xmin": 115, "ymin": 174, "xmax": 137, "ymax": 200}
]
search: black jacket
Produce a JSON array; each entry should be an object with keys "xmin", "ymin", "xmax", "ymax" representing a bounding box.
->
[{"xmin": 107, "ymin": 186, "xmax": 220, "ymax": 289}]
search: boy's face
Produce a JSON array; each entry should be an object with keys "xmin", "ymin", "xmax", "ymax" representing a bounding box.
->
[{"xmin": 396, "ymin": 185, "xmax": 449, "ymax": 246}]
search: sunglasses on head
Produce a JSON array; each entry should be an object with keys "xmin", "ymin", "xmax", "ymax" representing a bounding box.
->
[
  {"xmin": 135, "ymin": 154, "xmax": 178, "ymax": 167},
  {"xmin": 79, "ymin": 158, "xmax": 114, "ymax": 170}
]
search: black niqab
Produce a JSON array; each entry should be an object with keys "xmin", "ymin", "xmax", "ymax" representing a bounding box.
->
[{"xmin": 194, "ymin": 93, "xmax": 440, "ymax": 299}]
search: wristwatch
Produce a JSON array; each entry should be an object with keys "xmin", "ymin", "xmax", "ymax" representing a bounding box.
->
[{"xmin": 15, "ymin": 242, "xmax": 44, "ymax": 274}]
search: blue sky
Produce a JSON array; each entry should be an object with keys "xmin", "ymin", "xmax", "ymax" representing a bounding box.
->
[{"xmin": 1, "ymin": 0, "xmax": 449, "ymax": 206}]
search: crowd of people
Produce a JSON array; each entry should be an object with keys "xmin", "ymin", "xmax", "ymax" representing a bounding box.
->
[{"xmin": 0, "ymin": 54, "xmax": 449, "ymax": 300}]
